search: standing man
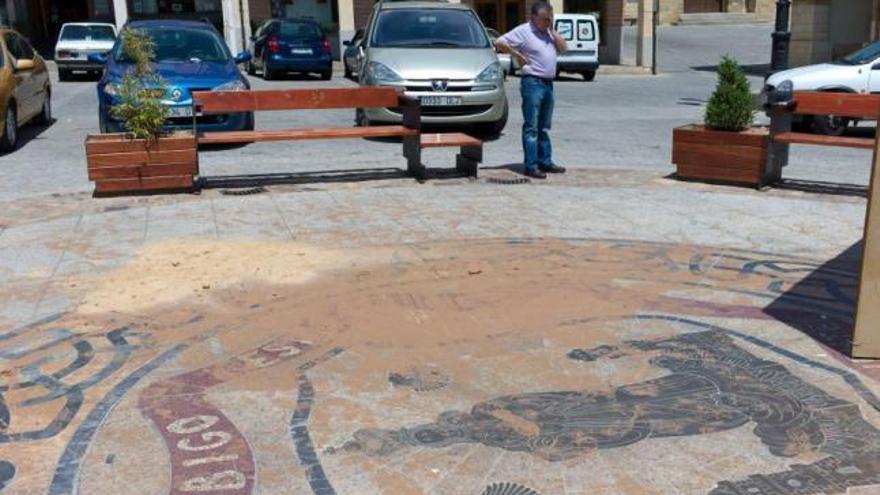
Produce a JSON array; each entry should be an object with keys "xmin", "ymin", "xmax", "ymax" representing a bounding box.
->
[{"xmin": 496, "ymin": 1, "xmax": 568, "ymax": 179}]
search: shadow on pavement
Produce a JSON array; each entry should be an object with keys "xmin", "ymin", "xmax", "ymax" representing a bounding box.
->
[
  {"xmin": 763, "ymin": 241, "xmax": 861, "ymax": 356},
  {"xmin": 774, "ymin": 179, "xmax": 868, "ymax": 198},
  {"xmin": 691, "ymin": 63, "xmax": 770, "ymax": 76},
  {"xmin": 2, "ymin": 120, "xmax": 56, "ymax": 156},
  {"xmin": 199, "ymin": 168, "xmax": 409, "ymax": 188}
]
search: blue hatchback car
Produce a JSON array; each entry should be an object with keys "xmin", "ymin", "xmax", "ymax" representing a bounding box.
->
[
  {"xmin": 247, "ymin": 18, "xmax": 332, "ymax": 80},
  {"xmin": 93, "ymin": 20, "xmax": 254, "ymax": 134}
]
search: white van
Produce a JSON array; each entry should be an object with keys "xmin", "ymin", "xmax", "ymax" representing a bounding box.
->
[{"xmin": 554, "ymin": 14, "xmax": 600, "ymax": 81}]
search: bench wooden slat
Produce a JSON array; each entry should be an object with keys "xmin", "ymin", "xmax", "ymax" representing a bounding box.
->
[
  {"xmin": 792, "ymin": 91, "xmax": 880, "ymax": 119},
  {"xmin": 774, "ymin": 131, "xmax": 875, "ymax": 150},
  {"xmin": 420, "ymin": 132, "xmax": 482, "ymax": 149},
  {"xmin": 194, "ymin": 88, "xmax": 404, "ymax": 114},
  {"xmin": 197, "ymin": 125, "xmax": 418, "ymax": 145}
]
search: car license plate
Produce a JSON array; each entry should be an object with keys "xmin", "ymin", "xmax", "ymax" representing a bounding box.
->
[
  {"xmin": 167, "ymin": 106, "xmax": 194, "ymax": 118},
  {"xmin": 420, "ymin": 96, "xmax": 462, "ymax": 106},
  {"xmin": 292, "ymin": 48, "xmax": 312, "ymax": 55}
]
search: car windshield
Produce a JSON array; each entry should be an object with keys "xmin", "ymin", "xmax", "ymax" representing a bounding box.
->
[
  {"xmin": 279, "ymin": 21, "xmax": 322, "ymax": 40},
  {"xmin": 113, "ymin": 27, "xmax": 229, "ymax": 64},
  {"xmin": 60, "ymin": 25, "xmax": 116, "ymax": 41},
  {"xmin": 836, "ymin": 41, "xmax": 880, "ymax": 65},
  {"xmin": 372, "ymin": 9, "xmax": 489, "ymax": 48}
]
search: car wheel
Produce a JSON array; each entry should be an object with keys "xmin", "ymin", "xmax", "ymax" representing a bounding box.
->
[
  {"xmin": 344, "ymin": 65, "xmax": 352, "ymax": 79},
  {"xmin": 263, "ymin": 58, "xmax": 275, "ymax": 80},
  {"xmin": 812, "ymin": 115, "xmax": 849, "ymax": 137},
  {"xmin": 582, "ymin": 70, "xmax": 596, "ymax": 82},
  {"xmin": 321, "ymin": 70, "xmax": 332, "ymax": 81},
  {"xmin": 0, "ymin": 104, "xmax": 17, "ymax": 152},
  {"xmin": 247, "ymin": 60, "xmax": 256, "ymax": 76},
  {"xmin": 33, "ymin": 92, "xmax": 51, "ymax": 126},
  {"xmin": 58, "ymin": 69, "xmax": 70, "ymax": 82}
]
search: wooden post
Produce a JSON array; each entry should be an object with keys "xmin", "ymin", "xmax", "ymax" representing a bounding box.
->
[{"xmin": 853, "ymin": 123, "xmax": 880, "ymax": 359}]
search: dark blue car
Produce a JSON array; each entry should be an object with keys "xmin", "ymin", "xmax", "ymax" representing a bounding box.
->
[
  {"xmin": 93, "ymin": 20, "xmax": 254, "ymax": 134},
  {"xmin": 247, "ymin": 18, "xmax": 332, "ymax": 80}
]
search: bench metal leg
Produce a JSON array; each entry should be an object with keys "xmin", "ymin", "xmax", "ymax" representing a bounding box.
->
[
  {"xmin": 765, "ymin": 106, "xmax": 791, "ymax": 188},
  {"xmin": 456, "ymin": 145, "xmax": 481, "ymax": 178},
  {"xmin": 403, "ymin": 135, "xmax": 426, "ymax": 181}
]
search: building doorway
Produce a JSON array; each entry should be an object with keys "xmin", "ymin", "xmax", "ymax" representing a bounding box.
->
[
  {"xmin": 127, "ymin": 0, "xmax": 224, "ymax": 32},
  {"xmin": 474, "ymin": 0, "xmax": 522, "ymax": 34},
  {"xmin": 683, "ymin": 0, "xmax": 723, "ymax": 13}
]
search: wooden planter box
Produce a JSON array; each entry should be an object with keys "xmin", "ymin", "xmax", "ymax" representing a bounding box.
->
[
  {"xmin": 85, "ymin": 132, "xmax": 198, "ymax": 195},
  {"xmin": 672, "ymin": 125, "xmax": 769, "ymax": 187}
]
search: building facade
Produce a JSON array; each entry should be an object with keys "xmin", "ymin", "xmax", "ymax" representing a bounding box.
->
[
  {"xmin": 6, "ymin": 0, "xmax": 636, "ymax": 66},
  {"xmin": 790, "ymin": 0, "xmax": 878, "ymax": 67}
]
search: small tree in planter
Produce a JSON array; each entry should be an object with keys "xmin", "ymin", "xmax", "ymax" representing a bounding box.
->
[
  {"xmin": 672, "ymin": 56, "xmax": 769, "ymax": 187},
  {"xmin": 110, "ymin": 29, "xmax": 169, "ymax": 140},
  {"xmin": 84, "ymin": 29, "xmax": 198, "ymax": 195}
]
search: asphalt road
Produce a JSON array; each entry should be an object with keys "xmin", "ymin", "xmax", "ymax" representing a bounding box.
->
[{"xmin": 0, "ymin": 23, "xmax": 872, "ymax": 201}]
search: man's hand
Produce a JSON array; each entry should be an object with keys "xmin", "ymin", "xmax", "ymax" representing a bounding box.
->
[
  {"xmin": 512, "ymin": 50, "xmax": 528, "ymax": 67},
  {"xmin": 548, "ymin": 28, "xmax": 568, "ymax": 54}
]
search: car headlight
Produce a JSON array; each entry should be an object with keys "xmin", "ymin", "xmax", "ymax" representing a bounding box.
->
[
  {"xmin": 474, "ymin": 62, "xmax": 502, "ymax": 91},
  {"xmin": 103, "ymin": 83, "xmax": 119, "ymax": 96},
  {"xmin": 476, "ymin": 62, "xmax": 502, "ymax": 82},
  {"xmin": 364, "ymin": 61, "xmax": 402, "ymax": 85},
  {"xmin": 213, "ymin": 80, "xmax": 248, "ymax": 91}
]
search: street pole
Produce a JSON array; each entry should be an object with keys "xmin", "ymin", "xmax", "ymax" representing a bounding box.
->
[
  {"xmin": 769, "ymin": 0, "xmax": 791, "ymax": 75},
  {"xmin": 652, "ymin": 0, "xmax": 659, "ymax": 75}
]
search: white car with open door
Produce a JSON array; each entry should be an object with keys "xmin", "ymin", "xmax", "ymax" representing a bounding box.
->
[{"xmin": 764, "ymin": 41, "xmax": 880, "ymax": 135}]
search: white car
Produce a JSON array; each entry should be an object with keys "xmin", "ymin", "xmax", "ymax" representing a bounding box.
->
[
  {"xmin": 765, "ymin": 41, "xmax": 880, "ymax": 135},
  {"xmin": 554, "ymin": 13, "xmax": 600, "ymax": 81},
  {"xmin": 54, "ymin": 23, "xmax": 117, "ymax": 81}
]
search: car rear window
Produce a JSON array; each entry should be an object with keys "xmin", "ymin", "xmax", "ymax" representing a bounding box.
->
[
  {"xmin": 372, "ymin": 9, "xmax": 489, "ymax": 49},
  {"xmin": 279, "ymin": 22, "xmax": 322, "ymax": 40},
  {"xmin": 114, "ymin": 27, "xmax": 230, "ymax": 64},
  {"xmin": 577, "ymin": 19, "xmax": 595, "ymax": 41},
  {"xmin": 556, "ymin": 20, "xmax": 573, "ymax": 41},
  {"xmin": 61, "ymin": 25, "xmax": 116, "ymax": 41}
]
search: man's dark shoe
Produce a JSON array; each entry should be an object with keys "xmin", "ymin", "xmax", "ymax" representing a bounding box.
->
[
  {"xmin": 524, "ymin": 168, "xmax": 547, "ymax": 179},
  {"xmin": 540, "ymin": 164, "xmax": 566, "ymax": 174}
]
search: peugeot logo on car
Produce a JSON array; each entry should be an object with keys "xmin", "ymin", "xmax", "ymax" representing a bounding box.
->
[{"xmin": 431, "ymin": 80, "xmax": 448, "ymax": 92}]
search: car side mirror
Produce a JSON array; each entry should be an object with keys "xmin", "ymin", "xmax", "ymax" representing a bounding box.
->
[
  {"xmin": 88, "ymin": 53, "xmax": 108, "ymax": 65},
  {"xmin": 234, "ymin": 51, "xmax": 252, "ymax": 64},
  {"xmin": 14, "ymin": 59, "xmax": 34, "ymax": 71}
]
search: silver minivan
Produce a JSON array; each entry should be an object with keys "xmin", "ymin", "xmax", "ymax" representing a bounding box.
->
[{"xmin": 357, "ymin": 0, "xmax": 508, "ymax": 134}]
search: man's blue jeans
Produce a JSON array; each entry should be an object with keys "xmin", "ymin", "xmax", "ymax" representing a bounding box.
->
[{"xmin": 520, "ymin": 75, "xmax": 555, "ymax": 172}]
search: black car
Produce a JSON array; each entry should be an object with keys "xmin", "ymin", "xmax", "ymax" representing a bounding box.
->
[{"xmin": 247, "ymin": 18, "xmax": 333, "ymax": 80}]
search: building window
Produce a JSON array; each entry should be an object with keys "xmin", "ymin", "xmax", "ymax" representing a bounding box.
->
[{"xmin": 131, "ymin": 0, "xmax": 222, "ymax": 15}]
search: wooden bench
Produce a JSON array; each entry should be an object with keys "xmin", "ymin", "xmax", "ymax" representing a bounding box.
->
[
  {"xmin": 192, "ymin": 87, "xmax": 482, "ymax": 181},
  {"xmin": 766, "ymin": 91, "xmax": 880, "ymax": 182}
]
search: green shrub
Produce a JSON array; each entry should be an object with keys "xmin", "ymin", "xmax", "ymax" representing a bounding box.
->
[
  {"xmin": 110, "ymin": 29, "xmax": 169, "ymax": 140},
  {"xmin": 704, "ymin": 56, "xmax": 754, "ymax": 132}
]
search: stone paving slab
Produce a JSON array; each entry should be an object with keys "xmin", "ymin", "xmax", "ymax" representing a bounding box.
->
[{"xmin": 0, "ymin": 169, "xmax": 877, "ymax": 495}]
